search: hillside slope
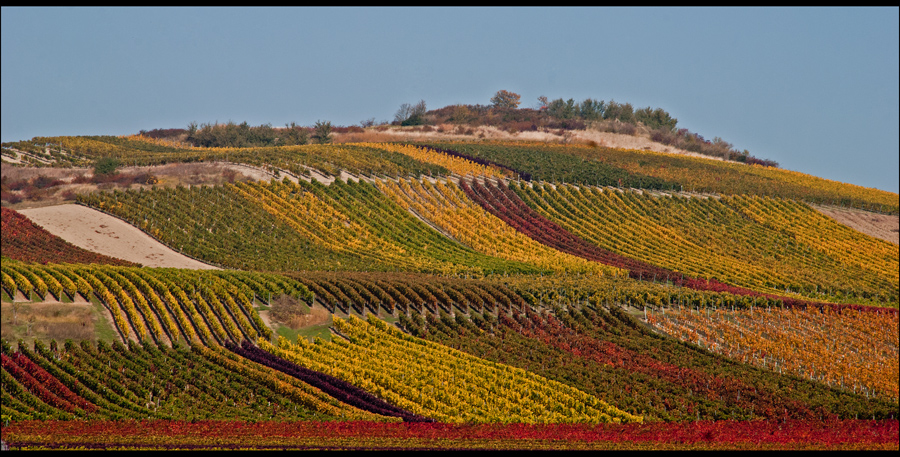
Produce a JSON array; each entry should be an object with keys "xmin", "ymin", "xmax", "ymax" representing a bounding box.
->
[
  {"xmin": 17, "ymin": 205, "xmax": 217, "ymax": 269},
  {"xmin": 811, "ymin": 204, "xmax": 899, "ymax": 245},
  {"xmin": 2, "ymin": 133, "xmax": 898, "ymax": 450}
]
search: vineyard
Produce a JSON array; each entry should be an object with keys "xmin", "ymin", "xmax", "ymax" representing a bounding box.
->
[
  {"xmin": 1, "ymin": 208, "xmax": 139, "ymax": 267},
  {"xmin": 418, "ymin": 141, "xmax": 900, "ymax": 214},
  {"xmin": 1, "ymin": 135, "xmax": 898, "ymax": 450}
]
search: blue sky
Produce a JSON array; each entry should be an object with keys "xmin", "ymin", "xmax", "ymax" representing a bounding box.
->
[{"xmin": 2, "ymin": 7, "xmax": 898, "ymax": 193}]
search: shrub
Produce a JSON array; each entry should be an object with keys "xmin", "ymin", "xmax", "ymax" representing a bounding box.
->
[
  {"xmin": 131, "ymin": 173, "xmax": 157, "ymax": 185},
  {"xmin": 617, "ymin": 122, "xmax": 637, "ymax": 136},
  {"xmin": 2, "ymin": 190, "xmax": 23, "ymax": 204},
  {"xmin": 650, "ymin": 128, "xmax": 676, "ymax": 144},
  {"xmin": 501, "ymin": 121, "xmax": 537, "ymax": 133},
  {"xmin": 6, "ymin": 179, "xmax": 29, "ymax": 191},
  {"xmin": 139, "ymin": 128, "xmax": 187, "ymax": 140},
  {"xmin": 223, "ymin": 169, "xmax": 238, "ymax": 183},
  {"xmin": 31, "ymin": 175, "xmax": 64, "ymax": 189},
  {"xmin": 93, "ymin": 157, "xmax": 121, "ymax": 176},
  {"xmin": 23, "ymin": 186, "xmax": 49, "ymax": 201},
  {"xmin": 270, "ymin": 294, "xmax": 308, "ymax": 330}
]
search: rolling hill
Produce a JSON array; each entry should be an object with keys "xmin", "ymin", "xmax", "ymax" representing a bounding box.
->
[{"xmin": 1, "ymin": 130, "xmax": 898, "ymax": 450}]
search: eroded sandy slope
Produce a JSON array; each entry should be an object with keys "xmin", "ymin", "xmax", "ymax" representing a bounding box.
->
[{"xmin": 18, "ymin": 204, "xmax": 219, "ymax": 269}]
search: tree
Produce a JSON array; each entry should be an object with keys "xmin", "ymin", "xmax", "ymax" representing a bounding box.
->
[
  {"xmin": 394, "ymin": 100, "xmax": 427, "ymax": 126},
  {"xmin": 546, "ymin": 98, "xmax": 577, "ymax": 119},
  {"xmin": 280, "ymin": 122, "xmax": 309, "ymax": 146},
  {"xmin": 312, "ymin": 120, "xmax": 333, "ymax": 144},
  {"xmin": 490, "ymin": 90, "xmax": 521, "ymax": 109},
  {"xmin": 635, "ymin": 107, "xmax": 677, "ymax": 131},
  {"xmin": 394, "ymin": 104, "xmax": 412, "ymax": 124},
  {"xmin": 449, "ymin": 104, "xmax": 473, "ymax": 124},
  {"xmin": 580, "ymin": 99, "xmax": 605, "ymax": 120},
  {"xmin": 247, "ymin": 123, "xmax": 277, "ymax": 146},
  {"xmin": 603, "ymin": 100, "xmax": 634, "ymax": 123}
]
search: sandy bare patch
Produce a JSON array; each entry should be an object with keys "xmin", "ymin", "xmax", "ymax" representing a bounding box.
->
[
  {"xmin": 350, "ymin": 125, "xmax": 722, "ymax": 161},
  {"xmin": 18, "ymin": 204, "xmax": 219, "ymax": 269},
  {"xmin": 811, "ymin": 204, "xmax": 899, "ymax": 245}
]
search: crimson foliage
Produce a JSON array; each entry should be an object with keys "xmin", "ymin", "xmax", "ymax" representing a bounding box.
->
[{"xmin": 1, "ymin": 208, "xmax": 139, "ymax": 267}]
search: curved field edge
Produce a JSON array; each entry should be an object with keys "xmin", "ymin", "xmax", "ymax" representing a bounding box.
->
[
  {"xmin": 1, "ymin": 207, "xmax": 140, "ymax": 267},
  {"xmin": 70, "ymin": 177, "xmax": 897, "ymax": 310},
  {"xmin": 416, "ymin": 141, "xmax": 898, "ymax": 214},
  {"xmin": 6, "ymin": 136, "xmax": 895, "ymax": 213}
]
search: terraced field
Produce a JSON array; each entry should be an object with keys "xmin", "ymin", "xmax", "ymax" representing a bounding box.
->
[{"xmin": 2, "ymin": 136, "xmax": 897, "ymax": 450}]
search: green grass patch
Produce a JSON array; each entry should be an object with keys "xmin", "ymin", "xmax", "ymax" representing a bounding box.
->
[
  {"xmin": 89, "ymin": 295, "xmax": 120, "ymax": 343},
  {"xmin": 275, "ymin": 323, "xmax": 332, "ymax": 345},
  {"xmin": 277, "ymin": 313, "xmax": 335, "ymax": 344}
]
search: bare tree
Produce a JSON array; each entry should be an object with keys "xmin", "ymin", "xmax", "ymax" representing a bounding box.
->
[{"xmin": 394, "ymin": 100, "xmax": 427, "ymax": 126}]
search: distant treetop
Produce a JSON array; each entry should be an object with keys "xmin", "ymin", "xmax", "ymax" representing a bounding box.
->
[{"xmin": 491, "ymin": 90, "xmax": 522, "ymax": 109}]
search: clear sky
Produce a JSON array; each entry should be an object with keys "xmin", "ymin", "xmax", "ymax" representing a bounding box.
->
[{"xmin": 2, "ymin": 7, "xmax": 898, "ymax": 193}]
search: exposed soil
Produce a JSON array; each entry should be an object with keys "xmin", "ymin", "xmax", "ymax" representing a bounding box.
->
[
  {"xmin": 17, "ymin": 204, "xmax": 219, "ymax": 269},
  {"xmin": 257, "ymin": 309, "xmax": 275, "ymax": 331},
  {"xmin": 811, "ymin": 204, "xmax": 899, "ymax": 245},
  {"xmin": 335, "ymin": 124, "xmax": 722, "ymax": 161}
]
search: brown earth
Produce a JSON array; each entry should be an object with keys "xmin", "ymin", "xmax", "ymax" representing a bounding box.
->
[
  {"xmin": 18, "ymin": 204, "xmax": 219, "ymax": 269},
  {"xmin": 811, "ymin": 204, "xmax": 899, "ymax": 245},
  {"xmin": 1, "ymin": 301, "xmax": 97, "ymax": 345}
]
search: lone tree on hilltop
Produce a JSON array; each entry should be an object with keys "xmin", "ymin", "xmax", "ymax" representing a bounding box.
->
[{"xmin": 491, "ymin": 90, "xmax": 522, "ymax": 109}]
